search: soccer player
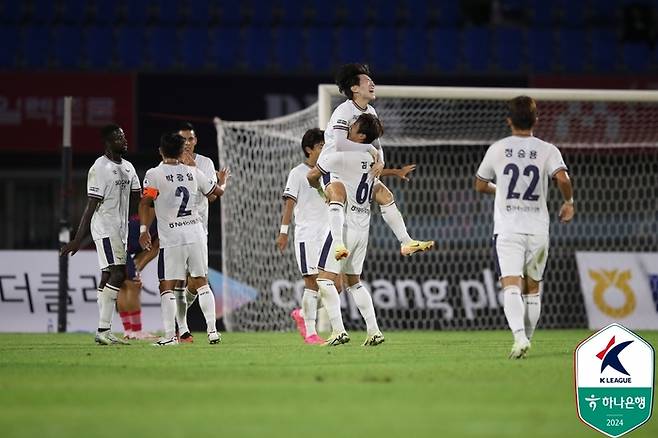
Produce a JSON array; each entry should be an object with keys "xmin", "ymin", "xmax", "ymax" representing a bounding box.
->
[
  {"xmin": 139, "ymin": 133, "xmax": 229, "ymax": 346},
  {"xmin": 173, "ymin": 122, "xmax": 218, "ymax": 343},
  {"xmin": 475, "ymin": 96, "xmax": 574, "ymax": 359},
  {"xmin": 60, "ymin": 124, "xmax": 141, "ymax": 345},
  {"xmin": 276, "ymin": 128, "xmax": 327, "ymax": 345},
  {"xmin": 310, "ymin": 114, "xmax": 386, "ymax": 347},
  {"xmin": 314, "ymin": 63, "xmax": 434, "ymax": 261}
]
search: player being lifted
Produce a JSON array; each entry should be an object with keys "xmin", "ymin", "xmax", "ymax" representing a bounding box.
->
[
  {"xmin": 173, "ymin": 122, "xmax": 218, "ymax": 343},
  {"xmin": 308, "ymin": 114, "xmax": 386, "ymax": 347},
  {"xmin": 276, "ymin": 128, "xmax": 327, "ymax": 345},
  {"xmin": 139, "ymin": 133, "xmax": 229, "ymax": 346},
  {"xmin": 312, "ymin": 63, "xmax": 433, "ymax": 261},
  {"xmin": 61, "ymin": 124, "xmax": 141, "ymax": 345},
  {"xmin": 475, "ymin": 96, "xmax": 574, "ymax": 359}
]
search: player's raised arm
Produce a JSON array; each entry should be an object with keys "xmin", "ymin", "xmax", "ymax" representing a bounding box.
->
[
  {"xmin": 554, "ymin": 169, "xmax": 575, "ymax": 223},
  {"xmin": 208, "ymin": 167, "xmax": 230, "ymax": 198},
  {"xmin": 380, "ymin": 164, "xmax": 416, "ymax": 181},
  {"xmin": 60, "ymin": 196, "xmax": 101, "ymax": 256}
]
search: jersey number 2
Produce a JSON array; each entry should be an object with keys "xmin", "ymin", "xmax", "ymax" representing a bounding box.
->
[
  {"xmin": 175, "ymin": 186, "xmax": 192, "ymax": 217},
  {"xmin": 503, "ymin": 163, "xmax": 540, "ymax": 201}
]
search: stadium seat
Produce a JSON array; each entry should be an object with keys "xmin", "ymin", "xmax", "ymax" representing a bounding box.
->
[
  {"xmin": 277, "ymin": 0, "xmax": 305, "ymax": 25},
  {"xmin": 370, "ymin": 0, "xmax": 399, "ymax": 26},
  {"xmin": 274, "ymin": 28, "xmax": 304, "ymax": 72},
  {"xmin": 527, "ymin": 29, "xmax": 553, "ymax": 72},
  {"xmin": 210, "ymin": 27, "xmax": 240, "ymax": 71},
  {"xmin": 58, "ymin": 0, "xmax": 87, "ymax": 25},
  {"xmin": 84, "ymin": 26, "xmax": 114, "ymax": 69},
  {"xmin": 560, "ymin": 0, "xmax": 585, "ymax": 26},
  {"xmin": 309, "ymin": 0, "xmax": 337, "ymax": 25},
  {"xmin": 400, "ymin": 26, "xmax": 428, "ymax": 73},
  {"xmin": 243, "ymin": 27, "xmax": 273, "ymax": 71},
  {"xmin": 93, "ymin": 0, "xmax": 120, "ymax": 25},
  {"xmin": 148, "ymin": 27, "xmax": 178, "ymax": 69},
  {"xmin": 558, "ymin": 29, "xmax": 585, "ymax": 73},
  {"xmin": 155, "ymin": 0, "xmax": 180, "ymax": 25},
  {"xmin": 24, "ymin": 26, "xmax": 51, "ymax": 68},
  {"xmin": 369, "ymin": 27, "xmax": 397, "ymax": 74},
  {"xmin": 186, "ymin": 0, "xmax": 210, "ymax": 25},
  {"xmin": 0, "ymin": 26, "xmax": 19, "ymax": 67},
  {"xmin": 305, "ymin": 26, "xmax": 333, "ymax": 72},
  {"xmin": 31, "ymin": 0, "xmax": 56, "ymax": 24},
  {"xmin": 530, "ymin": 0, "xmax": 553, "ymax": 26},
  {"xmin": 435, "ymin": 0, "xmax": 460, "ymax": 25},
  {"xmin": 246, "ymin": 0, "xmax": 275, "ymax": 25},
  {"xmin": 122, "ymin": 0, "xmax": 150, "ymax": 25},
  {"xmin": 589, "ymin": 0, "xmax": 620, "ymax": 25},
  {"xmin": 116, "ymin": 27, "xmax": 146, "ymax": 69},
  {"xmin": 336, "ymin": 26, "xmax": 366, "ymax": 65},
  {"xmin": 463, "ymin": 27, "xmax": 492, "ymax": 72},
  {"xmin": 622, "ymin": 42, "xmax": 652, "ymax": 72},
  {"xmin": 590, "ymin": 29, "xmax": 618, "ymax": 73},
  {"xmin": 53, "ymin": 26, "xmax": 83, "ymax": 69},
  {"xmin": 180, "ymin": 28, "xmax": 209, "ymax": 69},
  {"xmin": 494, "ymin": 27, "xmax": 524, "ymax": 73},
  {"xmin": 402, "ymin": 0, "xmax": 429, "ymax": 27},
  {"xmin": 431, "ymin": 28, "xmax": 459, "ymax": 73},
  {"xmin": 0, "ymin": 1, "xmax": 22, "ymax": 24}
]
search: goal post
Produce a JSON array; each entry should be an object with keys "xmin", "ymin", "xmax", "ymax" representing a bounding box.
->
[{"xmin": 216, "ymin": 86, "xmax": 658, "ymax": 332}]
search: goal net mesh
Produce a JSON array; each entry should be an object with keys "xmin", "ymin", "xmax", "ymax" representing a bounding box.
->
[{"xmin": 215, "ymin": 92, "xmax": 658, "ymax": 331}]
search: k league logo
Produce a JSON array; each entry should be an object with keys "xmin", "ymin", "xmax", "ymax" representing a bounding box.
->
[{"xmin": 575, "ymin": 323, "xmax": 655, "ymax": 437}]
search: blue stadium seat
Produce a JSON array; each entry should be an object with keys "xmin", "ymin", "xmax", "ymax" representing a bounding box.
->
[
  {"xmin": 32, "ymin": 0, "xmax": 56, "ymax": 24},
  {"xmin": 463, "ymin": 27, "xmax": 492, "ymax": 72},
  {"xmin": 305, "ymin": 27, "xmax": 333, "ymax": 72},
  {"xmin": 0, "ymin": 26, "xmax": 19, "ymax": 67},
  {"xmin": 148, "ymin": 27, "xmax": 178, "ymax": 69},
  {"xmin": 560, "ymin": 0, "xmax": 585, "ymax": 26},
  {"xmin": 117, "ymin": 27, "xmax": 146, "ymax": 69},
  {"xmin": 623, "ymin": 43, "xmax": 652, "ymax": 72},
  {"xmin": 309, "ymin": 0, "xmax": 338, "ymax": 25},
  {"xmin": 278, "ymin": 0, "xmax": 305, "ymax": 25},
  {"xmin": 243, "ymin": 27, "xmax": 272, "ymax": 71},
  {"xmin": 187, "ymin": 0, "xmax": 210, "ymax": 25},
  {"xmin": 400, "ymin": 26, "xmax": 428, "ymax": 73},
  {"xmin": 0, "ymin": 1, "xmax": 22, "ymax": 24},
  {"xmin": 53, "ymin": 26, "xmax": 83, "ymax": 69},
  {"xmin": 336, "ymin": 26, "xmax": 366, "ymax": 64},
  {"xmin": 369, "ymin": 27, "xmax": 397, "ymax": 74},
  {"xmin": 527, "ymin": 29, "xmax": 553, "ymax": 72},
  {"xmin": 59, "ymin": 0, "xmax": 87, "ymax": 24},
  {"xmin": 94, "ymin": 0, "xmax": 120, "ymax": 25},
  {"xmin": 85, "ymin": 26, "xmax": 114, "ymax": 69},
  {"xmin": 155, "ymin": 0, "xmax": 179, "ymax": 25},
  {"xmin": 371, "ymin": 0, "xmax": 398, "ymax": 26},
  {"xmin": 247, "ymin": 0, "xmax": 275, "ymax": 25},
  {"xmin": 210, "ymin": 27, "xmax": 240, "ymax": 71},
  {"xmin": 558, "ymin": 29, "xmax": 585, "ymax": 72},
  {"xmin": 589, "ymin": 0, "xmax": 620, "ymax": 25},
  {"xmin": 403, "ymin": 0, "xmax": 429, "ymax": 27},
  {"xmin": 590, "ymin": 29, "xmax": 618, "ymax": 73},
  {"xmin": 436, "ymin": 0, "xmax": 460, "ymax": 25},
  {"xmin": 530, "ymin": 0, "xmax": 553, "ymax": 25},
  {"xmin": 24, "ymin": 26, "xmax": 51, "ymax": 68},
  {"xmin": 274, "ymin": 28, "xmax": 304, "ymax": 72},
  {"xmin": 123, "ymin": 0, "xmax": 150, "ymax": 24},
  {"xmin": 180, "ymin": 28, "xmax": 208, "ymax": 69},
  {"xmin": 431, "ymin": 28, "xmax": 459, "ymax": 73},
  {"xmin": 494, "ymin": 27, "xmax": 524, "ymax": 73}
]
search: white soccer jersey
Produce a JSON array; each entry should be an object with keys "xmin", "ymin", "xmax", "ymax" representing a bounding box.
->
[
  {"xmin": 192, "ymin": 153, "xmax": 217, "ymax": 234},
  {"xmin": 143, "ymin": 163, "xmax": 216, "ymax": 248},
  {"xmin": 282, "ymin": 163, "xmax": 328, "ymax": 241},
  {"xmin": 476, "ymin": 135, "xmax": 567, "ymax": 236},
  {"xmin": 87, "ymin": 155, "xmax": 141, "ymax": 243}
]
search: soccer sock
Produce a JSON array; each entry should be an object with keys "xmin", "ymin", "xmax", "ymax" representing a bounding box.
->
[
  {"xmin": 347, "ymin": 283, "xmax": 380, "ymax": 336},
  {"xmin": 197, "ymin": 284, "xmax": 217, "ymax": 334},
  {"xmin": 130, "ymin": 310, "xmax": 142, "ymax": 332},
  {"xmin": 380, "ymin": 201, "xmax": 413, "ymax": 245},
  {"xmin": 174, "ymin": 287, "xmax": 190, "ymax": 334},
  {"xmin": 160, "ymin": 290, "xmax": 176, "ymax": 339},
  {"xmin": 317, "ymin": 279, "xmax": 345, "ymax": 334},
  {"xmin": 523, "ymin": 293, "xmax": 541, "ymax": 341},
  {"xmin": 328, "ymin": 201, "xmax": 345, "ymax": 246},
  {"xmin": 185, "ymin": 287, "xmax": 197, "ymax": 309},
  {"xmin": 503, "ymin": 286, "xmax": 527, "ymax": 343},
  {"xmin": 301, "ymin": 288, "xmax": 319, "ymax": 337},
  {"xmin": 119, "ymin": 311, "xmax": 132, "ymax": 332},
  {"xmin": 98, "ymin": 284, "xmax": 119, "ymax": 331}
]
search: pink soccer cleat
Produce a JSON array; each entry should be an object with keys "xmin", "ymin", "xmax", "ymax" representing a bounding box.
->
[
  {"xmin": 290, "ymin": 308, "xmax": 306, "ymax": 339},
  {"xmin": 304, "ymin": 334, "xmax": 324, "ymax": 345}
]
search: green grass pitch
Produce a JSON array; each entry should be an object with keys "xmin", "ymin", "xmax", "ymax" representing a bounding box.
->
[{"xmin": 0, "ymin": 330, "xmax": 655, "ymax": 438}]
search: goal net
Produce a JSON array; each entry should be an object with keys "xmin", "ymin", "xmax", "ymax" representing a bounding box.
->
[{"xmin": 215, "ymin": 86, "xmax": 658, "ymax": 332}]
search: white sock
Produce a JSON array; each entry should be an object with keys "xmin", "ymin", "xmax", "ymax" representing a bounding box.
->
[
  {"xmin": 503, "ymin": 286, "xmax": 528, "ymax": 343},
  {"xmin": 328, "ymin": 202, "xmax": 345, "ymax": 247},
  {"xmin": 174, "ymin": 287, "xmax": 190, "ymax": 335},
  {"xmin": 185, "ymin": 287, "xmax": 197, "ymax": 309},
  {"xmin": 98, "ymin": 284, "xmax": 119, "ymax": 331},
  {"xmin": 160, "ymin": 290, "xmax": 177, "ymax": 339},
  {"xmin": 197, "ymin": 284, "xmax": 217, "ymax": 333},
  {"xmin": 301, "ymin": 288, "xmax": 319, "ymax": 337},
  {"xmin": 347, "ymin": 283, "xmax": 380, "ymax": 336},
  {"xmin": 523, "ymin": 293, "xmax": 541, "ymax": 341},
  {"xmin": 380, "ymin": 201, "xmax": 412, "ymax": 245},
  {"xmin": 317, "ymin": 279, "xmax": 345, "ymax": 334}
]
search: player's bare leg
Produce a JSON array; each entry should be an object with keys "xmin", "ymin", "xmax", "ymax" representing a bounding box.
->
[
  {"xmin": 501, "ymin": 276, "xmax": 530, "ymax": 359},
  {"xmin": 346, "ymin": 274, "xmax": 384, "ymax": 346},
  {"xmin": 325, "ymin": 182, "xmax": 349, "ymax": 260},
  {"xmin": 372, "ymin": 182, "xmax": 434, "ymax": 256}
]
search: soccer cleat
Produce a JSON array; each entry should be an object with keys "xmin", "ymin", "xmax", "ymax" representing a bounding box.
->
[
  {"xmin": 363, "ymin": 332, "xmax": 385, "ymax": 346},
  {"xmin": 290, "ymin": 308, "xmax": 307, "ymax": 339},
  {"xmin": 178, "ymin": 332, "xmax": 194, "ymax": 343},
  {"xmin": 304, "ymin": 334, "xmax": 325, "ymax": 345},
  {"xmin": 334, "ymin": 244, "xmax": 350, "ymax": 261},
  {"xmin": 208, "ymin": 331, "xmax": 221, "ymax": 344},
  {"xmin": 324, "ymin": 331, "xmax": 350, "ymax": 346},
  {"xmin": 95, "ymin": 331, "xmax": 112, "ymax": 345},
  {"xmin": 400, "ymin": 240, "xmax": 435, "ymax": 256},
  {"xmin": 153, "ymin": 336, "xmax": 178, "ymax": 347},
  {"xmin": 106, "ymin": 332, "xmax": 130, "ymax": 345},
  {"xmin": 509, "ymin": 339, "xmax": 531, "ymax": 359}
]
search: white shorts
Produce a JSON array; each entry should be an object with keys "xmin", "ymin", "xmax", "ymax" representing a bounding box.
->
[
  {"xmin": 94, "ymin": 236, "xmax": 127, "ymax": 271},
  {"xmin": 294, "ymin": 236, "xmax": 323, "ymax": 276},
  {"xmin": 317, "ymin": 227, "xmax": 369, "ymax": 276},
  {"xmin": 493, "ymin": 233, "xmax": 549, "ymax": 281},
  {"xmin": 316, "ymin": 153, "xmax": 342, "ymax": 190},
  {"xmin": 158, "ymin": 242, "xmax": 208, "ymax": 281}
]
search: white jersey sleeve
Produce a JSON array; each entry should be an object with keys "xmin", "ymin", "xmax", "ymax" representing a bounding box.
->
[
  {"xmin": 546, "ymin": 144, "xmax": 568, "ymax": 176},
  {"xmin": 143, "ymin": 168, "xmax": 158, "ymax": 195},
  {"xmin": 476, "ymin": 147, "xmax": 496, "ymax": 182},
  {"xmin": 87, "ymin": 164, "xmax": 108, "ymax": 200},
  {"xmin": 283, "ymin": 168, "xmax": 301, "ymax": 202},
  {"xmin": 195, "ymin": 167, "xmax": 216, "ymax": 196},
  {"xmin": 129, "ymin": 163, "xmax": 141, "ymax": 192}
]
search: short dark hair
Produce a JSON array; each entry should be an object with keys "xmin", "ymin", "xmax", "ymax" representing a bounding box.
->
[
  {"xmin": 178, "ymin": 121, "xmax": 194, "ymax": 132},
  {"xmin": 335, "ymin": 63, "xmax": 371, "ymax": 100},
  {"xmin": 101, "ymin": 124, "xmax": 122, "ymax": 143},
  {"xmin": 160, "ymin": 132, "xmax": 185, "ymax": 158},
  {"xmin": 354, "ymin": 114, "xmax": 383, "ymax": 144},
  {"xmin": 301, "ymin": 128, "xmax": 324, "ymax": 157},
  {"xmin": 508, "ymin": 96, "xmax": 537, "ymax": 130}
]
